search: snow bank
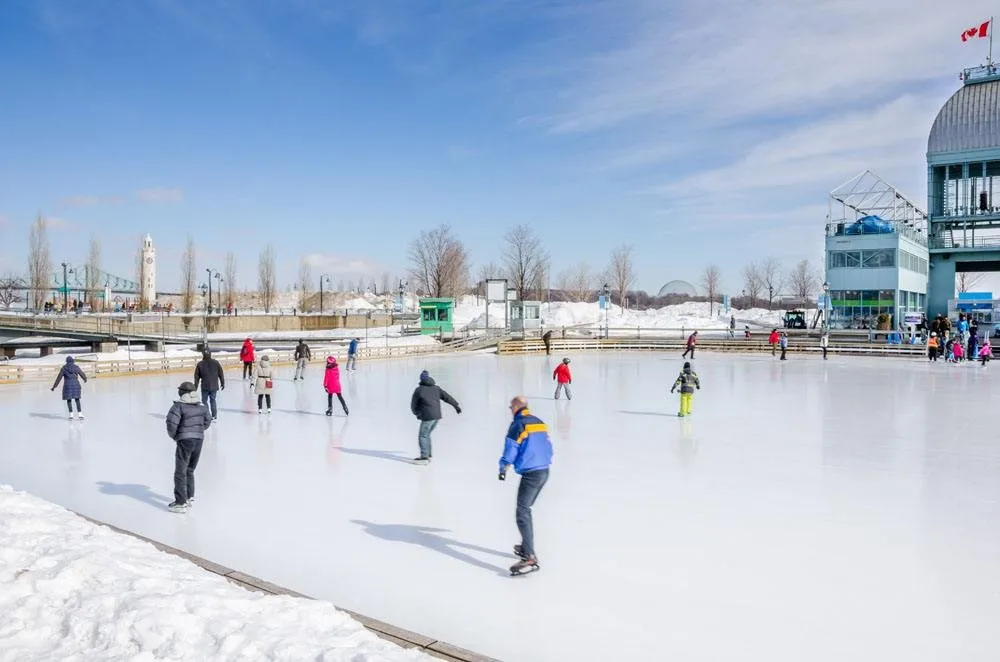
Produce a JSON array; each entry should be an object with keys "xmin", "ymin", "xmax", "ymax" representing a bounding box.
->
[
  {"xmin": 453, "ymin": 297, "xmax": 798, "ymax": 331},
  {"xmin": 0, "ymin": 485, "xmax": 427, "ymax": 661}
]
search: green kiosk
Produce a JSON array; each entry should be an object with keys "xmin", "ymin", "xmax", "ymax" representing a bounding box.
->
[{"xmin": 419, "ymin": 298, "xmax": 455, "ymax": 335}]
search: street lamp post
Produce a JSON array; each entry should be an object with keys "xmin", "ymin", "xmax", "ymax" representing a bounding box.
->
[
  {"xmin": 61, "ymin": 262, "xmax": 69, "ymax": 312},
  {"xmin": 205, "ymin": 269, "xmax": 214, "ymax": 314},
  {"xmin": 319, "ymin": 274, "xmax": 330, "ymax": 314},
  {"xmin": 602, "ymin": 283, "xmax": 610, "ymax": 339},
  {"xmin": 214, "ymin": 272, "xmax": 224, "ymax": 312},
  {"xmin": 398, "ymin": 280, "xmax": 406, "ymax": 313},
  {"xmin": 199, "ymin": 283, "xmax": 208, "ymax": 347}
]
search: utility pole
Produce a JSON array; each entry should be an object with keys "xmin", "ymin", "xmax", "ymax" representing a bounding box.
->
[
  {"xmin": 61, "ymin": 262, "xmax": 68, "ymax": 312},
  {"xmin": 319, "ymin": 274, "xmax": 330, "ymax": 314}
]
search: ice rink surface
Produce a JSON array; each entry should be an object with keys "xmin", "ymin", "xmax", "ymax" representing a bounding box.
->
[{"xmin": 2, "ymin": 351, "xmax": 999, "ymax": 661}]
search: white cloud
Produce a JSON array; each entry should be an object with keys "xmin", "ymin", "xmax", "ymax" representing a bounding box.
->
[
  {"xmin": 303, "ymin": 253, "xmax": 381, "ymax": 276},
  {"xmin": 135, "ymin": 187, "xmax": 184, "ymax": 204},
  {"xmin": 59, "ymin": 195, "xmax": 126, "ymax": 208},
  {"xmin": 45, "ymin": 216, "xmax": 74, "ymax": 230}
]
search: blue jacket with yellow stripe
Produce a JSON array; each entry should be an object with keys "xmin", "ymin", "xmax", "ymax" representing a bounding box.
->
[{"xmin": 500, "ymin": 407, "xmax": 553, "ymax": 474}]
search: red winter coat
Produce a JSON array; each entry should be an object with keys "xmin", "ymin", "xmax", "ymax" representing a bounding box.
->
[
  {"xmin": 686, "ymin": 333, "xmax": 697, "ymax": 347},
  {"xmin": 768, "ymin": 331, "xmax": 779, "ymax": 345},
  {"xmin": 553, "ymin": 363, "xmax": 572, "ymax": 384},
  {"xmin": 323, "ymin": 359, "xmax": 342, "ymax": 394},
  {"xmin": 240, "ymin": 339, "xmax": 255, "ymax": 363}
]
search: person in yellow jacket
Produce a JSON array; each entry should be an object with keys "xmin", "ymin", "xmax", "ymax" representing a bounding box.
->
[{"xmin": 670, "ymin": 362, "xmax": 701, "ymax": 417}]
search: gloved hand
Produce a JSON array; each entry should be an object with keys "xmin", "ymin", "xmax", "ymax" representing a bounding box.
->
[
  {"xmin": 670, "ymin": 387, "xmax": 675, "ymax": 394},
  {"xmin": 455, "ymin": 406, "xmax": 462, "ymax": 414},
  {"xmin": 50, "ymin": 387, "xmax": 55, "ymax": 392},
  {"xmin": 498, "ymin": 467, "xmax": 507, "ymax": 481},
  {"xmin": 697, "ymin": 385, "xmax": 700, "ymax": 390}
]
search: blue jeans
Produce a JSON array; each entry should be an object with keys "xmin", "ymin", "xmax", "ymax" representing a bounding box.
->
[
  {"xmin": 201, "ymin": 389, "xmax": 217, "ymax": 419},
  {"xmin": 417, "ymin": 419, "xmax": 439, "ymax": 459},
  {"xmin": 347, "ymin": 354, "xmax": 357, "ymax": 370},
  {"xmin": 516, "ymin": 468, "xmax": 550, "ymax": 558}
]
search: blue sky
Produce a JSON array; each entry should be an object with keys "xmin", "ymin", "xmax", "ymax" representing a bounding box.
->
[{"xmin": 0, "ymin": 0, "xmax": 995, "ymax": 294}]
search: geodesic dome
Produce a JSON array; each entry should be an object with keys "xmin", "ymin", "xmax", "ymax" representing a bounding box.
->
[{"xmin": 657, "ymin": 280, "xmax": 697, "ymax": 297}]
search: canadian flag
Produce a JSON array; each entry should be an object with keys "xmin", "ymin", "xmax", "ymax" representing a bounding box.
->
[{"xmin": 962, "ymin": 20, "xmax": 990, "ymax": 42}]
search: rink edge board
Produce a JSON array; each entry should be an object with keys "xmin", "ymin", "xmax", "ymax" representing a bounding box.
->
[
  {"xmin": 75, "ymin": 511, "xmax": 501, "ymax": 662},
  {"xmin": 497, "ymin": 339, "xmax": 926, "ymax": 357}
]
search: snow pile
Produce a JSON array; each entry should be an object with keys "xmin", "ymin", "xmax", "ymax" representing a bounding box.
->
[
  {"xmin": 453, "ymin": 296, "xmax": 798, "ymax": 331},
  {"xmin": 0, "ymin": 485, "xmax": 427, "ymax": 661}
]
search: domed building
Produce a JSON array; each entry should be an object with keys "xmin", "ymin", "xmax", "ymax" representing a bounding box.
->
[
  {"xmin": 657, "ymin": 280, "xmax": 698, "ymax": 298},
  {"xmin": 926, "ymin": 64, "xmax": 1000, "ymax": 316}
]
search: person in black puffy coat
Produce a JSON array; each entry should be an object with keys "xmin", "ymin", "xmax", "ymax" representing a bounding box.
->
[
  {"xmin": 51, "ymin": 356, "xmax": 88, "ymax": 420},
  {"xmin": 165, "ymin": 381, "xmax": 212, "ymax": 512},
  {"xmin": 409, "ymin": 370, "xmax": 460, "ymax": 463}
]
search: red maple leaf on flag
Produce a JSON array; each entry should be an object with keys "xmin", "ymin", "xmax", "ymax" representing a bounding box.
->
[{"xmin": 962, "ymin": 20, "xmax": 991, "ymax": 42}]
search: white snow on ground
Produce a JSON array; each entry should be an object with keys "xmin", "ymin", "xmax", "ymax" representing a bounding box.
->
[
  {"xmin": 452, "ymin": 296, "xmax": 801, "ymax": 331},
  {"xmin": 0, "ymin": 485, "xmax": 427, "ymax": 661}
]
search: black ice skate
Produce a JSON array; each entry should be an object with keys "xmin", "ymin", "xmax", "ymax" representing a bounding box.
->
[
  {"xmin": 410, "ymin": 457, "xmax": 430, "ymax": 465},
  {"xmin": 510, "ymin": 555, "xmax": 540, "ymax": 576},
  {"xmin": 513, "ymin": 544, "xmax": 529, "ymax": 560},
  {"xmin": 326, "ymin": 409, "xmax": 333, "ymax": 416}
]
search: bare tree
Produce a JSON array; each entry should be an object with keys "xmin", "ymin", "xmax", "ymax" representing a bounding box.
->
[
  {"xmin": 27, "ymin": 215, "xmax": 52, "ymax": 311},
  {"xmin": 741, "ymin": 262, "xmax": 764, "ymax": 308},
  {"xmin": 298, "ymin": 258, "xmax": 313, "ymax": 311},
  {"xmin": 701, "ymin": 265, "xmax": 722, "ymax": 316},
  {"xmin": 957, "ymin": 272, "xmax": 985, "ymax": 294},
  {"xmin": 502, "ymin": 225, "xmax": 548, "ymax": 300},
  {"xmin": 85, "ymin": 235, "xmax": 102, "ymax": 310},
  {"xmin": 0, "ymin": 273, "xmax": 25, "ymax": 309},
  {"xmin": 557, "ymin": 262, "xmax": 596, "ymax": 302},
  {"xmin": 180, "ymin": 235, "xmax": 197, "ymax": 313},
  {"xmin": 760, "ymin": 257, "xmax": 784, "ymax": 309},
  {"xmin": 223, "ymin": 252, "xmax": 237, "ymax": 308},
  {"xmin": 788, "ymin": 259, "xmax": 819, "ymax": 300},
  {"xmin": 606, "ymin": 244, "xmax": 636, "ymax": 310},
  {"xmin": 258, "ymin": 244, "xmax": 277, "ymax": 312},
  {"xmin": 408, "ymin": 224, "xmax": 470, "ymax": 298}
]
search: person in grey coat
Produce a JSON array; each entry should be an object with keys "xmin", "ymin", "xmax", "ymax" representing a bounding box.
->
[
  {"xmin": 165, "ymin": 381, "xmax": 212, "ymax": 513},
  {"xmin": 51, "ymin": 356, "xmax": 88, "ymax": 420},
  {"xmin": 293, "ymin": 339, "xmax": 312, "ymax": 381},
  {"xmin": 409, "ymin": 370, "xmax": 461, "ymax": 464}
]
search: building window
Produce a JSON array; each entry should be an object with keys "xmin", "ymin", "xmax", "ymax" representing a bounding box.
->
[{"xmin": 862, "ymin": 249, "xmax": 895, "ymax": 268}]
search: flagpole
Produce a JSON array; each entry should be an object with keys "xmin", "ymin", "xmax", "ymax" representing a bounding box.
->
[{"xmin": 990, "ymin": 16, "xmax": 994, "ymax": 66}]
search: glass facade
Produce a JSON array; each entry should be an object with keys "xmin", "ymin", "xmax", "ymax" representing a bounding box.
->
[
  {"xmin": 828, "ymin": 249, "xmax": 895, "ymax": 269},
  {"xmin": 930, "ymin": 162, "xmax": 1000, "ymax": 217},
  {"xmin": 828, "ymin": 289, "xmax": 925, "ymax": 329}
]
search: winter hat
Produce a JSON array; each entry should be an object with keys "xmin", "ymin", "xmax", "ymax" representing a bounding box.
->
[
  {"xmin": 420, "ymin": 370, "xmax": 430, "ymax": 381},
  {"xmin": 327, "ymin": 356, "xmax": 337, "ymax": 365},
  {"xmin": 562, "ymin": 358, "xmax": 570, "ymax": 364},
  {"xmin": 683, "ymin": 361, "xmax": 691, "ymax": 370},
  {"xmin": 260, "ymin": 354, "xmax": 270, "ymax": 363},
  {"xmin": 177, "ymin": 381, "xmax": 197, "ymax": 396}
]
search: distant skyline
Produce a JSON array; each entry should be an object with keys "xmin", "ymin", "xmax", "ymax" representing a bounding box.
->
[{"xmin": 0, "ymin": 0, "xmax": 996, "ymax": 295}]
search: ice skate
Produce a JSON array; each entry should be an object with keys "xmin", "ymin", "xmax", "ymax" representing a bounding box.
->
[
  {"xmin": 266, "ymin": 408, "xmax": 272, "ymax": 415},
  {"xmin": 410, "ymin": 457, "xmax": 430, "ymax": 465},
  {"xmin": 76, "ymin": 413, "xmax": 85, "ymax": 420},
  {"xmin": 68, "ymin": 412, "xmax": 75, "ymax": 420},
  {"xmin": 167, "ymin": 501, "xmax": 190, "ymax": 513},
  {"xmin": 326, "ymin": 408, "xmax": 333, "ymax": 416},
  {"xmin": 509, "ymin": 555, "xmax": 540, "ymax": 576},
  {"xmin": 513, "ymin": 544, "xmax": 529, "ymax": 559}
]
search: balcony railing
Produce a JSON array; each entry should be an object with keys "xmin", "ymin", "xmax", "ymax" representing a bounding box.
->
[{"xmin": 929, "ymin": 235, "xmax": 1000, "ymax": 250}]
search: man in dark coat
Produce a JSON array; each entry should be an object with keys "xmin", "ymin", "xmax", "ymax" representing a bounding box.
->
[
  {"xmin": 293, "ymin": 339, "xmax": 312, "ymax": 380},
  {"xmin": 542, "ymin": 330, "xmax": 553, "ymax": 355},
  {"xmin": 409, "ymin": 370, "xmax": 461, "ymax": 464},
  {"xmin": 165, "ymin": 381, "xmax": 212, "ymax": 512},
  {"xmin": 193, "ymin": 350, "xmax": 225, "ymax": 420}
]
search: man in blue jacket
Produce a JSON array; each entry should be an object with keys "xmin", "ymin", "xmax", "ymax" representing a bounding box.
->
[
  {"xmin": 346, "ymin": 337, "xmax": 360, "ymax": 371},
  {"xmin": 499, "ymin": 396, "xmax": 553, "ymax": 575}
]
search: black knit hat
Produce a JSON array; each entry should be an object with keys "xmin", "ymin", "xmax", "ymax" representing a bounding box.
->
[{"xmin": 178, "ymin": 381, "xmax": 197, "ymax": 395}]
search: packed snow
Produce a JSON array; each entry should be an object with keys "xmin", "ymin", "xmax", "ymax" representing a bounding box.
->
[{"xmin": 0, "ymin": 485, "xmax": 427, "ymax": 661}]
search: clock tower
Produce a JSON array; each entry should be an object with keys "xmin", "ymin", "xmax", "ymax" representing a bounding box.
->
[{"xmin": 141, "ymin": 234, "xmax": 156, "ymax": 307}]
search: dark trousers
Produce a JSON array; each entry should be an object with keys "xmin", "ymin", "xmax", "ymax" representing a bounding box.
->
[
  {"xmin": 201, "ymin": 389, "xmax": 218, "ymax": 418},
  {"xmin": 822, "ymin": 346, "xmax": 828, "ymax": 360},
  {"xmin": 173, "ymin": 438, "xmax": 203, "ymax": 504},
  {"xmin": 327, "ymin": 392, "xmax": 348, "ymax": 413},
  {"xmin": 929, "ymin": 347, "xmax": 938, "ymax": 361},
  {"xmin": 682, "ymin": 346, "xmax": 694, "ymax": 359},
  {"xmin": 516, "ymin": 468, "xmax": 550, "ymax": 558},
  {"xmin": 780, "ymin": 346, "xmax": 787, "ymax": 360},
  {"xmin": 257, "ymin": 393, "xmax": 271, "ymax": 410},
  {"xmin": 243, "ymin": 361, "xmax": 253, "ymax": 379},
  {"xmin": 64, "ymin": 398, "xmax": 82, "ymax": 412},
  {"xmin": 543, "ymin": 338, "xmax": 551, "ymax": 355}
]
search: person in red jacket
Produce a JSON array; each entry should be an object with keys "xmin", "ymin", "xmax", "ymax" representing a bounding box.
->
[
  {"xmin": 682, "ymin": 331, "xmax": 697, "ymax": 359},
  {"xmin": 768, "ymin": 329, "xmax": 779, "ymax": 356},
  {"xmin": 240, "ymin": 338, "xmax": 255, "ymax": 380},
  {"xmin": 553, "ymin": 358, "xmax": 572, "ymax": 400}
]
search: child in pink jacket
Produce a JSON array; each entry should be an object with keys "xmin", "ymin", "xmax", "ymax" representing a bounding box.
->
[
  {"xmin": 323, "ymin": 356, "xmax": 349, "ymax": 416},
  {"xmin": 952, "ymin": 340, "xmax": 964, "ymax": 362},
  {"xmin": 979, "ymin": 340, "xmax": 992, "ymax": 367}
]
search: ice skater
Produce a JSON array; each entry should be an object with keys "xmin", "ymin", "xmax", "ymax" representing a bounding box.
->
[
  {"xmin": 293, "ymin": 339, "xmax": 312, "ymax": 380},
  {"xmin": 499, "ymin": 396, "xmax": 553, "ymax": 576},
  {"xmin": 409, "ymin": 370, "xmax": 461, "ymax": 464},
  {"xmin": 323, "ymin": 356, "xmax": 349, "ymax": 416},
  {"xmin": 165, "ymin": 381, "xmax": 212, "ymax": 513},
  {"xmin": 240, "ymin": 337, "xmax": 255, "ymax": 380},
  {"xmin": 542, "ymin": 329, "xmax": 553, "ymax": 355},
  {"xmin": 553, "ymin": 358, "xmax": 572, "ymax": 400},
  {"xmin": 193, "ymin": 349, "xmax": 225, "ymax": 420},
  {"xmin": 980, "ymin": 339, "xmax": 992, "ymax": 366},
  {"xmin": 928, "ymin": 332, "xmax": 940, "ymax": 361},
  {"xmin": 670, "ymin": 361, "xmax": 700, "ymax": 417},
  {"xmin": 254, "ymin": 354, "xmax": 274, "ymax": 413},
  {"xmin": 769, "ymin": 329, "xmax": 779, "ymax": 355},
  {"xmin": 779, "ymin": 332, "xmax": 789, "ymax": 360},
  {"xmin": 51, "ymin": 355, "xmax": 87, "ymax": 420},
  {"xmin": 682, "ymin": 331, "xmax": 697, "ymax": 359},
  {"xmin": 346, "ymin": 337, "xmax": 359, "ymax": 371}
]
